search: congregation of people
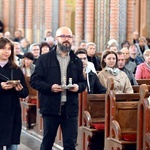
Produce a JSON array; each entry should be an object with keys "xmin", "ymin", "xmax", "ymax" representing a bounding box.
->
[{"xmin": 1, "ymin": 22, "xmax": 150, "ymax": 149}]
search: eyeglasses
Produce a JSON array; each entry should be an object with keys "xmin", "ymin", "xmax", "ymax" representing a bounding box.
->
[
  {"xmin": 80, "ymin": 57, "xmax": 87, "ymax": 60},
  {"xmin": 57, "ymin": 35, "xmax": 73, "ymax": 39}
]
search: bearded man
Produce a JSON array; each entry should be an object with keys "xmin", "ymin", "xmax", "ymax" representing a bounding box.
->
[{"xmin": 30, "ymin": 26, "xmax": 86, "ymax": 150}]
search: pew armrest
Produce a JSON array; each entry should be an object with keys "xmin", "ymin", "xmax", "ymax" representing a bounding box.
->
[
  {"xmin": 111, "ymin": 120, "xmax": 122, "ymax": 140},
  {"xmin": 83, "ymin": 110, "xmax": 92, "ymax": 128}
]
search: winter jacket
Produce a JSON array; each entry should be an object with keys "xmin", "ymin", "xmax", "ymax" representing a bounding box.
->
[
  {"xmin": 98, "ymin": 69, "xmax": 133, "ymax": 94},
  {"xmin": 135, "ymin": 62, "xmax": 150, "ymax": 79},
  {"xmin": 30, "ymin": 48, "xmax": 86, "ymax": 117},
  {"xmin": 0, "ymin": 63, "xmax": 28, "ymax": 146}
]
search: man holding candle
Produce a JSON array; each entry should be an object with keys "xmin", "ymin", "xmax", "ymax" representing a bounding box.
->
[{"xmin": 30, "ymin": 26, "xmax": 86, "ymax": 150}]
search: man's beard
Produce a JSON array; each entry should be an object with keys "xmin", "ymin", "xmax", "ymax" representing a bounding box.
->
[{"xmin": 57, "ymin": 41, "xmax": 71, "ymax": 52}]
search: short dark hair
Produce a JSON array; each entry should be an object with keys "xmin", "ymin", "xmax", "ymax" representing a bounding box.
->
[
  {"xmin": 75, "ymin": 48, "xmax": 87, "ymax": 56},
  {"xmin": 40, "ymin": 42, "xmax": 50, "ymax": 54},
  {"xmin": 24, "ymin": 52, "xmax": 34, "ymax": 61},
  {"xmin": 121, "ymin": 40, "xmax": 130, "ymax": 48}
]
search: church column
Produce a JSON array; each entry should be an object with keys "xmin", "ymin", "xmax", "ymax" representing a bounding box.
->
[
  {"xmin": 59, "ymin": 0, "xmax": 65, "ymax": 27},
  {"xmin": 45, "ymin": 0, "xmax": 52, "ymax": 36},
  {"xmin": 25, "ymin": 0, "xmax": 33, "ymax": 43},
  {"xmin": 3, "ymin": 0, "xmax": 10, "ymax": 32},
  {"xmin": 75, "ymin": 0, "xmax": 84, "ymax": 48},
  {"xmin": 15, "ymin": 0, "xmax": 25, "ymax": 35},
  {"xmin": 84, "ymin": 0, "xmax": 94, "ymax": 42}
]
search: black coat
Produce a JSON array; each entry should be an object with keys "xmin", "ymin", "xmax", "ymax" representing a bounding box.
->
[
  {"xmin": 87, "ymin": 71, "xmax": 106, "ymax": 94},
  {"xmin": 87, "ymin": 55, "xmax": 101, "ymax": 71},
  {"xmin": 30, "ymin": 48, "xmax": 86, "ymax": 117},
  {"xmin": 0, "ymin": 63, "xmax": 28, "ymax": 146}
]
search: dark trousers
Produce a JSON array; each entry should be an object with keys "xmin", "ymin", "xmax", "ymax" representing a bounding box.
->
[
  {"xmin": 0, "ymin": 145, "xmax": 17, "ymax": 150},
  {"xmin": 40, "ymin": 106, "xmax": 78, "ymax": 150}
]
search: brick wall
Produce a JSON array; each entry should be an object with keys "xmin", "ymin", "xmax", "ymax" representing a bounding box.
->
[{"xmin": 0, "ymin": 0, "xmax": 149, "ymax": 46}]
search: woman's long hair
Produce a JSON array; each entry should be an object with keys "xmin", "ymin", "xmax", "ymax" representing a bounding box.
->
[{"xmin": 0, "ymin": 37, "xmax": 18, "ymax": 69}]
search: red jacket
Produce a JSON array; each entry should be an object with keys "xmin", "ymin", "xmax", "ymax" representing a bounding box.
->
[{"xmin": 135, "ymin": 62, "xmax": 150, "ymax": 79}]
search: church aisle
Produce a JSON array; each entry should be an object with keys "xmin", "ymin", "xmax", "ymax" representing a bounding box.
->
[{"xmin": 19, "ymin": 130, "xmax": 41, "ymax": 150}]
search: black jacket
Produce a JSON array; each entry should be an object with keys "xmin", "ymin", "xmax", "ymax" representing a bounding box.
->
[
  {"xmin": 0, "ymin": 63, "xmax": 28, "ymax": 146},
  {"xmin": 30, "ymin": 48, "xmax": 86, "ymax": 117},
  {"xmin": 87, "ymin": 71, "xmax": 106, "ymax": 94},
  {"xmin": 87, "ymin": 55, "xmax": 101, "ymax": 71}
]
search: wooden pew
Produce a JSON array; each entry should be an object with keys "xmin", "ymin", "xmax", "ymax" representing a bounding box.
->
[
  {"xmin": 136, "ymin": 79, "xmax": 150, "ymax": 85},
  {"xmin": 82, "ymin": 94, "xmax": 105, "ymax": 150},
  {"xmin": 137, "ymin": 84, "xmax": 150, "ymax": 150},
  {"xmin": 104, "ymin": 78, "xmax": 140, "ymax": 150},
  {"xmin": 132, "ymin": 85, "xmax": 150, "ymax": 93},
  {"xmin": 21, "ymin": 76, "xmax": 37, "ymax": 130}
]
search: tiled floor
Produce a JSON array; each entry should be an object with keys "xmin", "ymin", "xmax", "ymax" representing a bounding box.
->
[
  {"xmin": 19, "ymin": 130, "xmax": 62, "ymax": 150},
  {"xmin": 19, "ymin": 131, "xmax": 41, "ymax": 150}
]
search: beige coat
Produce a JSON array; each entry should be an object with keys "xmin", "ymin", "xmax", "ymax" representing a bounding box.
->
[{"xmin": 97, "ymin": 69, "xmax": 133, "ymax": 94}]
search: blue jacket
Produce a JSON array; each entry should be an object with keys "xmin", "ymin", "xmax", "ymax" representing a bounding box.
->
[{"xmin": 30, "ymin": 47, "xmax": 86, "ymax": 117}]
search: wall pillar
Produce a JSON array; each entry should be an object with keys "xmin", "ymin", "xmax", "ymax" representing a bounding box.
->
[
  {"xmin": 84, "ymin": 0, "xmax": 94, "ymax": 42},
  {"xmin": 59, "ymin": 0, "xmax": 65, "ymax": 27},
  {"xmin": 15, "ymin": 0, "xmax": 25, "ymax": 35},
  {"xmin": 109, "ymin": 0, "xmax": 120, "ymax": 42},
  {"xmin": 45, "ymin": 0, "xmax": 52, "ymax": 36},
  {"xmin": 75, "ymin": 0, "xmax": 84, "ymax": 48},
  {"xmin": 3, "ymin": 0, "xmax": 10, "ymax": 32},
  {"xmin": 25, "ymin": 0, "xmax": 33, "ymax": 43},
  {"xmin": 140, "ymin": 0, "xmax": 147, "ymax": 37}
]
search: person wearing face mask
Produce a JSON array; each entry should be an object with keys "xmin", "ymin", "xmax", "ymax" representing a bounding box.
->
[
  {"xmin": 97, "ymin": 50, "xmax": 133, "ymax": 94},
  {"xmin": 75, "ymin": 48, "xmax": 106, "ymax": 94},
  {"xmin": 30, "ymin": 27, "xmax": 86, "ymax": 150}
]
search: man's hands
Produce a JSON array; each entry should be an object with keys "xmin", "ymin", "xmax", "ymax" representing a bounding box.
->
[
  {"xmin": 68, "ymin": 84, "xmax": 79, "ymax": 92},
  {"xmin": 51, "ymin": 84, "xmax": 79, "ymax": 93},
  {"xmin": 51, "ymin": 84, "xmax": 64, "ymax": 93}
]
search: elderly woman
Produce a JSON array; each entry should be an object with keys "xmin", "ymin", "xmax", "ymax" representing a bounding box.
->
[
  {"xmin": 97, "ymin": 50, "xmax": 133, "ymax": 94},
  {"xmin": 135, "ymin": 49, "xmax": 150, "ymax": 79}
]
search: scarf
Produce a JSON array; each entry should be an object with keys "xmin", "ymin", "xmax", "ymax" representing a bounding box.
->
[{"xmin": 105, "ymin": 66, "xmax": 120, "ymax": 76}]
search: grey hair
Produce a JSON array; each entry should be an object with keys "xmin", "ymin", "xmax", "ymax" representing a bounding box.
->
[{"xmin": 29, "ymin": 43, "xmax": 39, "ymax": 52}]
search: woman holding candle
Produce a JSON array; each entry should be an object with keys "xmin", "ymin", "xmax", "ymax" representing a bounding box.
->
[{"xmin": 0, "ymin": 37, "xmax": 28, "ymax": 150}]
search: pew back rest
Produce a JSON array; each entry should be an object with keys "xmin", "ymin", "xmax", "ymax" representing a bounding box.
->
[
  {"xmin": 115, "ymin": 101, "xmax": 138, "ymax": 133},
  {"xmin": 137, "ymin": 84, "xmax": 150, "ymax": 149},
  {"xmin": 136, "ymin": 79, "xmax": 150, "ymax": 85},
  {"xmin": 87, "ymin": 94, "xmax": 105, "ymax": 123},
  {"xmin": 105, "ymin": 78, "xmax": 140, "ymax": 140},
  {"xmin": 132, "ymin": 85, "xmax": 150, "ymax": 93},
  {"xmin": 25, "ymin": 76, "xmax": 37, "ymax": 99}
]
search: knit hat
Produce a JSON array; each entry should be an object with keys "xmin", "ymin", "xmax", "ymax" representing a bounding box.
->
[{"xmin": 24, "ymin": 52, "xmax": 34, "ymax": 61}]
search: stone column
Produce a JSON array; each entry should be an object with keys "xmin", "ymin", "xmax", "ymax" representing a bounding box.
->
[
  {"xmin": 75, "ymin": 0, "xmax": 84, "ymax": 48},
  {"xmin": 84, "ymin": 0, "xmax": 94, "ymax": 42},
  {"xmin": 52, "ymin": 0, "xmax": 59, "ymax": 37},
  {"xmin": 140, "ymin": 0, "xmax": 147, "ymax": 37},
  {"xmin": 25, "ymin": 0, "xmax": 33, "ymax": 43},
  {"xmin": 59, "ymin": 0, "xmax": 65, "ymax": 27},
  {"xmin": 3, "ymin": 0, "xmax": 10, "ymax": 32},
  {"xmin": 109, "ymin": 0, "xmax": 120, "ymax": 42},
  {"xmin": 15, "ymin": 0, "xmax": 25, "ymax": 35},
  {"xmin": 45, "ymin": 0, "xmax": 52, "ymax": 36}
]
